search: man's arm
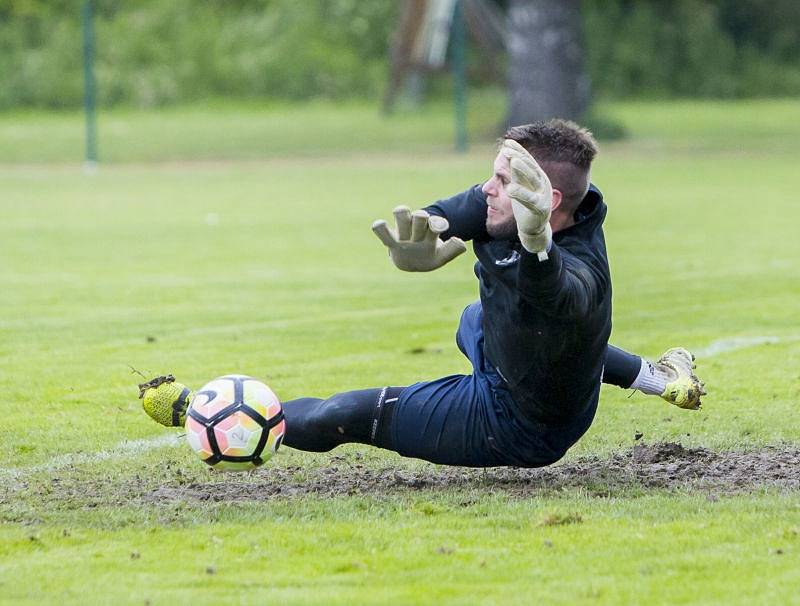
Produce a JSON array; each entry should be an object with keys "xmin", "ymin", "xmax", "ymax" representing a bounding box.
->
[
  {"xmin": 371, "ymin": 207, "xmax": 466, "ymax": 272},
  {"xmin": 371, "ymin": 184, "xmax": 490, "ymax": 272},
  {"xmin": 503, "ymin": 140, "xmax": 553, "ymax": 260},
  {"xmin": 516, "ymin": 245, "xmax": 608, "ymax": 319},
  {"xmin": 501, "ymin": 139, "xmax": 606, "ymax": 317},
  {"xmin": 423, "ymin": 185, "xmax": 490, "ymax": 242}
]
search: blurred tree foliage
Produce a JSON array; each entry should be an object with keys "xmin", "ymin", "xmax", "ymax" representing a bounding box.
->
[
  {"xmin": 0, "ymin": 0, "xmax": 397, "ymax": 108},
  {"xmin": 583, "ymin": 0, "xmax": 800, "ymax": 99},
  {"xmin": 0, "ymin": 0, "xmax": 798, "ymax": 109}
]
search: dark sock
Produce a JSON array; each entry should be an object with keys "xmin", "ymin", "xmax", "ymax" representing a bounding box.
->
[
  {"xmin": 281, "ymin": 387, "xmax": 405, "ymax": 452},
  {"xmin": 603, "ymin": 344, "xmax": 642, "ymax": 389}
]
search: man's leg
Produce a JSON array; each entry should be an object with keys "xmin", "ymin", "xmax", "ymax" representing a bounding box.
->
[
  {"xmin": 389, "ymin": 302, "xmax": 565, "ymax": 468},
  {"xmin": 138, "ymin": 376, "xmax": 410, "ymax": 451},
  {"xmin": 280, "ymin": 304, "xmax": 541, "ymax": 467},
  {"xmin": 603, "ymin": 344, "xmax": 642, "ymax": 388},
  {"xmin": 603, "ymin": 344, "xmax": 706, "ymax": 409},
  {"xmin": 281, "ymin": 387, "xmax": 404, "ymax": 452}
]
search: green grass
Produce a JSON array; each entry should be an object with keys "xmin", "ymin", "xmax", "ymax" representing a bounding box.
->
[
  {"xmin": 0, "ymin": 93, "xmax": 507, "ymax": 164},
  {"xmin": 3, "ymin": 495, "xmax": 799, "ymax": 605},
  {"xmin": 1, "ymin": 99, "xmax": 799, "ymax": 604}
]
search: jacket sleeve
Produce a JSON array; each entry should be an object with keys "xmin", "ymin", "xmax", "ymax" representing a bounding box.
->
[
  {"xmin": 515, "ymin": 244, "xmax": 608, "ymax": 319},
  {"xmin": 423, "ymin": 185, "xmax": 490, "ymax": 242}
]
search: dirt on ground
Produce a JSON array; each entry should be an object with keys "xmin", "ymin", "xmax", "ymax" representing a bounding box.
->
[{"xmin": 144, "ymin": 442, "xmax": 800, "ymax": 503}]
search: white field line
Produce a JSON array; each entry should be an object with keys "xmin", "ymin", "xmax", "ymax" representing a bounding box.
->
[
  {"xmin": 0, "ymin": 433, "xmax": 182, "ymax": 484},
  {"xmin": 2, "ymin": 335, "xmax": 797, "ymax": 486},
  {"xmin": 695, "ymin": 335, "xmax": 800, "ymax": 358}
]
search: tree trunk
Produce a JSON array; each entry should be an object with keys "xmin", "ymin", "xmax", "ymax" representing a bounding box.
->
[{"xmin": 507, "ymin": 0, "xmax": 590, "ymax": 126}]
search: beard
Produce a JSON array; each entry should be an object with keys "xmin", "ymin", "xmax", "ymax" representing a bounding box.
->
[{"xmin": 486, "ymin": 215, "xmax": 518, "ymax": 241}]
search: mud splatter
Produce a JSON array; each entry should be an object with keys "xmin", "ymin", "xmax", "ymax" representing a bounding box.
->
[{"xmin": 141, "ymin": 442, "xmax": 800, "ymax": 503}]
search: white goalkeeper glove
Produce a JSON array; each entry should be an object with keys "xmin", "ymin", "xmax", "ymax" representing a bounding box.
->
[
  {"xmin": 501, "ymin": 139, "xmax": 553, "ymax": 260},
  {"xmin": 371, "ymin": 206, "xmax": 466, "ymax": 272}
]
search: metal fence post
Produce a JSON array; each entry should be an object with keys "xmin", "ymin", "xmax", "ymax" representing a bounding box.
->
[
  {"xmin": 451, "ymin": 0, "xmax": 468, "ymax": 153},
  {"xmin": 82, "ymin": 0, "xmax": 98, "ymax": 168}
]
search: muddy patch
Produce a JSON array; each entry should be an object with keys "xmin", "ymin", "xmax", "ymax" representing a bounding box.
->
[{"xmin": 142, "ymin": 442, "xmax": 800, "ymax": 503}]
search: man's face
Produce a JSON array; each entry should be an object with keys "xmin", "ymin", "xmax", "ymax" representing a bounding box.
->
[{"xmin": 481, "ymin": 150, "xmax": 517, "ymax": 240}]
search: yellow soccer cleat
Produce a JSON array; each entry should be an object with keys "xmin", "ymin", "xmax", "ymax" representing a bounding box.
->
[
  {"xmin": 139, "ymin": 375, "xmax": 195, "ymax": 427},
  {"xmin": 656, "ymin": 348, "xmax": 707, "ymax": 410}
]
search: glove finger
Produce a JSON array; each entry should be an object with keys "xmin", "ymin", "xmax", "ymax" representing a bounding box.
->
[
  {"xmin": 436, "ymin": 237, "xmax": 467, "ymax": 264},
  {"xmin": 371, "ymin": 220, "xmax": 398, "ymax": 248},
  {"xmin": 507, "ymin": 183, "xmax": 547, "ymax": 213},
  {"xmin": 502, "ymin": 140, "xmax": 539, "ymax": 170},
  {"xmin": 510, "ymin": 157, "xmax": 546, "ymax": 192},
  {"xmin": 425, "ymin": 215, "xmax": 449, "ymax": 241},
  {"xmin": 502, "ymin": 149, "xmax": 538, "ymax": 175},
  {"xmin": 410, "ymin": 209, "xmax": 430, "ymax": 242},
  {"xmin": 503, "ymin": 141, "xmax": 548, "ymax": 184},
  {"xmin": 393, "ymin": 206, "xmax": 412, "ymax": 241},
  {"xmin": 502, "ymin": 138, "xmax": 530, "ymax": 157}
]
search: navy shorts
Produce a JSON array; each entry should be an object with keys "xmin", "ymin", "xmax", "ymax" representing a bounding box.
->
[{"xmin": 390, "ymin": 302, "xmax": 594, "ymax": 467}]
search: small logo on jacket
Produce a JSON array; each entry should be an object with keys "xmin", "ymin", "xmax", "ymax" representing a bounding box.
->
[{"xmin": 495, "ymin": 251, "xmax": 520, "ymax": 267}]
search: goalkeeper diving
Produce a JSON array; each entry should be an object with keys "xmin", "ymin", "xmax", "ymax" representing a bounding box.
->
[{"xmin": 142, "ymin": 119, "xmax": 705, "ymax": 467}]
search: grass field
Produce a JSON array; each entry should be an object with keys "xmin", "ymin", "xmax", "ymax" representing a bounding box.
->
[{"xmin": 1, "ymin": 97, "xmax": 800, "ymax": 605}]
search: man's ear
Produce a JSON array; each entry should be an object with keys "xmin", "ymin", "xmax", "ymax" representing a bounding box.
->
[{"xmin": 550, "ymin": 188, "xmax": 564, "ymax": 212}]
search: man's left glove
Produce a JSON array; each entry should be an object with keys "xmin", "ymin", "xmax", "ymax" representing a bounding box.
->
[
  {"xmin": 501, "ymin": 139, "xmax": 553, "ymax": 261},
  {"xmin": 372, "ymin": 206, "xmax": 466, "ymax": 272}
]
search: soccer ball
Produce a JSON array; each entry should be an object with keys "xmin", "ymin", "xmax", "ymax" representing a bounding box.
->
[{"xmin": 184, "ymin": 375, "xmax": 286, "ymax": 471}]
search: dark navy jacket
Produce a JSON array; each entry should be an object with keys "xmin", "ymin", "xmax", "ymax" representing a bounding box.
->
[{"xmin": 425, "ymin": 185, "xmax": 612, "ymax": 428}]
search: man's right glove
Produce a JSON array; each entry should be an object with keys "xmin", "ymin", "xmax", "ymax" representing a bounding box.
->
[
  {"xmin": 501, "ymin": 139, "xmax": 553, "ymax": 261},
  {"xmin": 139, "ymin": 374, "xmax": 194, "ymax": 427},
  {"xmin": 371, "ymin": 206, "xmax": 466, "ymax": 272},
  {"xmin": 656, "ymin": 348, "xmax": 707, "ymax": 410}
]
